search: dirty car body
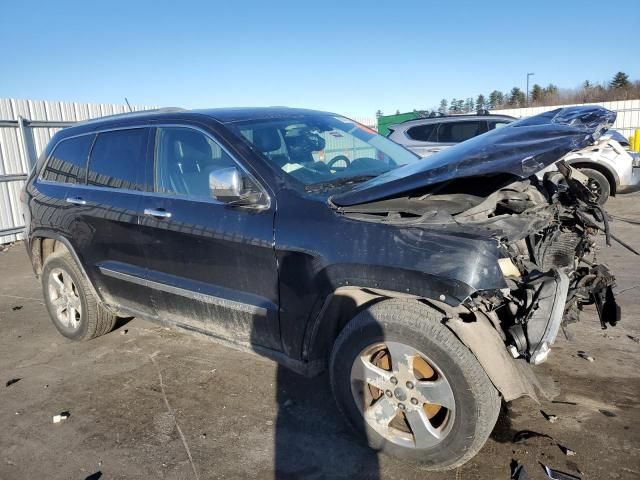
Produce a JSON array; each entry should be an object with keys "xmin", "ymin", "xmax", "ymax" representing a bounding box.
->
[{"xmin": 22, "ymin": 105, "xmax": 622, "ymax": 469}]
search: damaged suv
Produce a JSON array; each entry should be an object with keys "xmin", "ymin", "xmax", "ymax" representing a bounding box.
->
[{"xmin": 22, "ymin": 105, "xmax": 621, "ymax": 470}]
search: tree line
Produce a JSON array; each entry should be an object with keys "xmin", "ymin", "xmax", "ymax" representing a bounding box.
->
[{"xmin": 377, "ymin": 72, "xmax": 638, "ymax": 117}]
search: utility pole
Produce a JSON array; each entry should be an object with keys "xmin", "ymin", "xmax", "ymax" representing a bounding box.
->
[{"xmin": 526, "ymin": 73, "xmax": 535, "ymax": 107}]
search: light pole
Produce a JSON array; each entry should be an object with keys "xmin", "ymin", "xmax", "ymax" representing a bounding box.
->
[{"xmin": 526, "ymin": 72, "xmax": 535, "ymax": 107}]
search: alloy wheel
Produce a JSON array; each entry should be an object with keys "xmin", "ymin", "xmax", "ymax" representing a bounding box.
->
[
  {"xmin": 350, "ymin": 341, "xmax": 455, "ymax": 449},
  {"xmin": 47, "ymin": 267, "xmax": 82, "ymax": 329}
]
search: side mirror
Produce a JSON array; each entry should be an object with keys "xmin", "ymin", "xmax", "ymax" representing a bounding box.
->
[{"xmin": 209, "ymin": 167, "xmax": 242, "ymax": 202}]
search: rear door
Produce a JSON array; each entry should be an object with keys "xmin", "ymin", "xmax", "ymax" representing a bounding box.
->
[
  {"xmin": 136, "ymin": 125, "xmax": 281, "ymax": 350},
  {"xmin": 64, "ymin": 127, "xmax": 155, "ymax": 318},
  {"xmin": 402, "ymin": 123, "xmax": 441, "ymax": 157}
]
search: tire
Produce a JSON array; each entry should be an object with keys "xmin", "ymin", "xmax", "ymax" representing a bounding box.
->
[
  {"xmin": 330, "ymin": 298, "xmax": 500, "ymax": 470},
  {"xmin": 41, "ymin": 250, "xmax": 116, "ymax": 341},
  {"xmin": 579, "ymin": 168, "xmax": 610, "ymax": 205}
]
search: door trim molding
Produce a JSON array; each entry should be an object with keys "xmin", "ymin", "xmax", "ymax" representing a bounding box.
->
[{"xmin": 99, "ymin": 266, "xmax": 268, "ymax": 317}]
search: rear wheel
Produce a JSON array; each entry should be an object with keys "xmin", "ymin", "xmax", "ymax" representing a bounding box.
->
[
  {"xmin": 42, "ymin": 250, "xmax": 116, "ymax": 341},
  {"xmin": 330, "ymin": 299, "xmax": 500, "ymax": 470},
  {"xmin": 579, "ymin": 167, "xmax": 610, "ymax": 205}
]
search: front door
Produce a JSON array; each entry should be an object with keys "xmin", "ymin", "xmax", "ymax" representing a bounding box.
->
[{"xmin": 137, "ymin": 125, "xmax": 281, "ymax": 350}]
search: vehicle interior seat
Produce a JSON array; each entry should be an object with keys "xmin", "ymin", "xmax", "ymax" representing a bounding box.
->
[
  {"xmin": 251, "ymin": 127, "xmax": 290, "ymax": 168},
  {"xmin": 160, "ymin": 129, "xmax": 227, "ymax": 198}
]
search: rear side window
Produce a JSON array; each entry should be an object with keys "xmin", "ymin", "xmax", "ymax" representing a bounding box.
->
[
  {"xmin": 87, "ymin": 128, "xmax": 148, "ymax": 190},
  {"xmin": 406, "ymin": 124, "xmax": 437, "ymax": 142},
  {"xmin": 41, "ymin": 135, "xmax": 94, "ymax": 184},
  {"xmin": 437, "ymin": 121, "xmax": 486, "ymax": 143}
]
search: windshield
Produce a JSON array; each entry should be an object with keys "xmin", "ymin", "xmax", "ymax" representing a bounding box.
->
[{"xmin": 229, "ymin": 115, "xmax": 420, "ymax": 187}]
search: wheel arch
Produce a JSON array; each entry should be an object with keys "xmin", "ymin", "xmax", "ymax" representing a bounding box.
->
[
  {"xmin": 307, "ymin": 287, "xmax": 538, "ymax": 402},
  {"xmin": 29, "ymin": 234, "xmax": 103, "ymax": 302},
  {"xmin": 566, "ymin": 159, "xmax": 618, "ymax": 195}
]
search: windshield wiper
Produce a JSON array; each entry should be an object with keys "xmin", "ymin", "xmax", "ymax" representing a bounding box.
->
[{"xmin": 305, "ymin": 175, "xmax": 377, "ymax": 192}]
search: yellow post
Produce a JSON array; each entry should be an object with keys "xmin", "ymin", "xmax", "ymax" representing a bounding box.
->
[
  {"xmin": 631, "ymin": 133, "xmax": 636, "ymax": 151},
  {"xmin": 635, "ymin": 129, "xmax": 640, "ymax": 152}
]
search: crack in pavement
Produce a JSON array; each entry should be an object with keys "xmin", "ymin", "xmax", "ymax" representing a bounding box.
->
[
  {"xmin": 149, "ymin": 352, "xmax": 200, "ymax": 480},
  {"xmin": 616, "ymin": 284, "xmax": 640, "ymax": 295}
]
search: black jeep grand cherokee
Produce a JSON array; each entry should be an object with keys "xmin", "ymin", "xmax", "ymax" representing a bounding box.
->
[{"xmin": 22, "ymin": 105, "xmax": 620, "ymax": 469}]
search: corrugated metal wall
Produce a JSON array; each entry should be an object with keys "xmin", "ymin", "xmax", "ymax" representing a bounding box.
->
[
  {"xmin": 492, "ymin": 99, "xmax": 640, "ymax": 138},
  {"xmin": 0, "ymin": 98, "xmax": 154, "ymax": 244}
]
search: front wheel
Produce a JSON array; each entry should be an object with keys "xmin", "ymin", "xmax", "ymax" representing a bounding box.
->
[
  {"xmin": 329, "ymin": 299, "xmax": 500, "ymax": 470},
  {"xmin": 579, "ymin": 168, "xmax": 610, "ymax": 205}
]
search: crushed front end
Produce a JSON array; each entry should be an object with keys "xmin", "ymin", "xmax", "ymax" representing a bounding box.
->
[
  {"xmin": 459, "ymin": 164, "xmax": 620, "ymax": 365},
  {"xmin": 331, "ymin": 106, "xmax": 626, "ymax": 367}
]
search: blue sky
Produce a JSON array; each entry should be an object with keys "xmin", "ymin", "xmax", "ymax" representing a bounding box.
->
[{"xmin": 1, "ymin": 0, "xmax": 638, "ymax": 117}]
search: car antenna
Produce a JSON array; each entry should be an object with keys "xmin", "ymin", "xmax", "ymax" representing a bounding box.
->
[{"xmin": 124, "ymin": 97, "xmax": 133, "ymax": 112}]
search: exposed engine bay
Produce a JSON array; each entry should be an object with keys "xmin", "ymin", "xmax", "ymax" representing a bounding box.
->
[{"xmin": 336, "ymin": 161, "xmax": 622, "ymax": 365}]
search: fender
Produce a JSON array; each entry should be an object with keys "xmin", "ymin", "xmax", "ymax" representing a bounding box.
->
[
  {"xmin": 301, "ymin": 266, "xmax": 478, "ymax": 365},
  {"xmin": 27, "ymin": 231, "xmax": 105, "ymax": 303}
]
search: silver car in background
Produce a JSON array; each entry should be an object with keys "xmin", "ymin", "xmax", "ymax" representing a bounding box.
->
[{"xmin": 386, "ymin": 112, "xmax": 515, "ymax": 157}]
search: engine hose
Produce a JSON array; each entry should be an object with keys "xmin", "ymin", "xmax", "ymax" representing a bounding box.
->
[{"xmin": 594, "ymin": 204, "xmax": 611, "ymax": 247}]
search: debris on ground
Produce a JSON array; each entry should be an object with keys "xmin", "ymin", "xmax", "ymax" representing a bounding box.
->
[
  {"xmin": 121, "ymin": 329, "xmax": 129, "ymax": 335},
  {"xmin": 265, "ymin": 420, "xmax": 273, "ymax": 426},
  {"xmin": 6, "ymin": 378, "xmax": 21, "ymax": 387},
  {"xmin": 551, "ymin": 400, "xmax": 578, "ymax": 406},
  {"xmin": 52, "ymin": 411, "xmax": 71, "ymax": 423},
  {"xmin": 512, "ymin": 430, "xmax": 552, "ymax": 443},
  {"xmin": 11, "ymin": 305, "xmax": 23, "ymax": 311},
  {"xmin": 510, "ymin": 460, "xmax": 529, "ymax": 480},
  {"xmin": 627, "ymin": 334, "xmax": 640, "ymax": 343},
  {"xmin": 541, "ymin": 463, "xmax": 581, "ymax": 479},
  {"xmin": 598, "ymin": 409, "xmax": 617, "ymax": 418},
  {"xmin": 576, "ymin": 351, "xmax": 595, "ymax": 362},
  {"xmin": 540, "ymin": 410, "xmax": 558, "ymax": 423},
  {"xmin": 200, "ymin": 433, "xmax": 207, "ymax": 439},
  {"xmin": 558, "ymin": 444, "xmax": 577, "ymax": 456}
]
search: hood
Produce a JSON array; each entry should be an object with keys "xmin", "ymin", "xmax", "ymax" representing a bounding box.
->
[{"xmin": 332, "ymin": 106, "xmax": 616, "ymax": 207}]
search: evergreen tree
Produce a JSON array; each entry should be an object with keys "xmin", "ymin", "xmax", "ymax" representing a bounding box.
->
[
  {"xmin": 610, "ymin": 72, "xmax": 630, "ymax": 89},
  {"xmin": 464, "ymin": 97, "xmax": 475, "ymax": 113},
  {"xmin": 438, "ymin": 99, "xmax": 448, "ymax": 114},
  {"xmin": 395, "ymin": 109, "xmax": 400, "ymax": 115},
  {"xmin": 375, "ymin": 109, "xmax": 383, "ymax": 118},
  {"xmin": 530, "ymin": 84, "xmax": 543, "ymax": 103},
  {"xmin": 476, "ymin": 94, "xmax": 486, "ymax": 111},
  {"xmin": 456, "ymin": 99, "xmax": 465, "ymax": 112},
  {"xmin": 488, "ymin": 90, "xmax": 504, "ymax": 109},
  {"xmin": 508, "ymin": 87, "xmax": 525, "ymax": 107},
  {"xmin": 449, "ymin": 98, "xmax": 458, "ymax": 113},
  {"xmin": 543, "ymin": 83, "xmax": 558, "ymax": 95}
]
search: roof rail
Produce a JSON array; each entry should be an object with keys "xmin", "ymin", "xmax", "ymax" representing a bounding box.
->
[{"xmin": 76, "ymin": 107, "xmax": 187, "ymax": 125}]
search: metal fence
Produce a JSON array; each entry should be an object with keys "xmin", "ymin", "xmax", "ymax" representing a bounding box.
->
[
  {"xmin": 0, "ymin": 98, "xmax": 154, "ymax": 244},
  {"xmin": 492, "ymin": 99, "xmax": 640, "ymax": 138}
]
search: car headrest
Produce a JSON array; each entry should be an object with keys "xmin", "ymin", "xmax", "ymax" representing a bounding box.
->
[
  {"xmin": 164, "ymin": 129, "xmax": 212, "ymax": 173},
  {"xmin": 252, "ymin": 128, "xmax": 281, "ymax": 153}
]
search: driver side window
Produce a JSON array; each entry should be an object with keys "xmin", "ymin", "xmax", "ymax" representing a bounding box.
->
[{"xmin": 155, "ymin": 127, "xmax": 237, "ymax": 199}]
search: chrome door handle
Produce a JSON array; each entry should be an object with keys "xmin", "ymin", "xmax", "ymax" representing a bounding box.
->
[
  {"xmin": 66, "ymin": 197, "xmax": 87, "ymax": 205},
  {"xmin": 144, "ymin": 208, "xmax": 172, "ymax": 219}
]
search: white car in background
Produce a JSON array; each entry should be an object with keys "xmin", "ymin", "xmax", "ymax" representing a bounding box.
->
[
  {"xmin": 553, "ymin": 131, "xmax": 640, "ymax": 204},
  {"xmin": 388, "ymin": 114, "xmax": 640, "ymax": 204}
]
